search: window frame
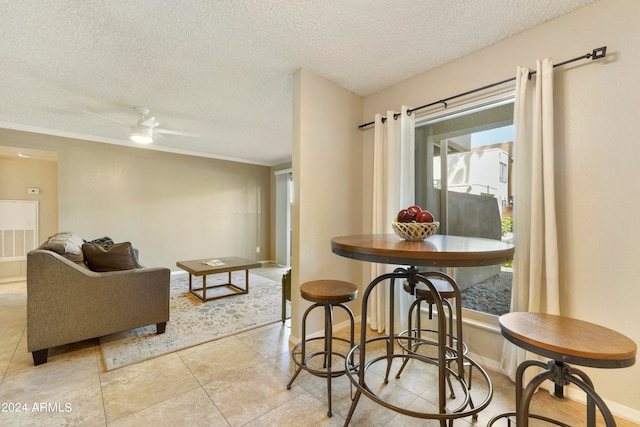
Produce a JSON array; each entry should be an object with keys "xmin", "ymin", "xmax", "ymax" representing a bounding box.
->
[{"xmin": 413, "ymin": 92, "xmax": 515, "ymax": 324}]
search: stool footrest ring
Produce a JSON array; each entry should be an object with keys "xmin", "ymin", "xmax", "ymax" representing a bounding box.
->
[
  {"xmin": 290, "ymin": 336, "xmax": 355, "ymax": 378},
  {"xmin": 488, "ymin": 412, "xmax": 573, "ymax": 427},
  {"xmin": 344, "ymin": 335, "xmax": 493, "ymax": 421}
]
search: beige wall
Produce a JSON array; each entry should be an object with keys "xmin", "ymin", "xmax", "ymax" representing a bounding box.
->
[
  {"xmin": 361, "ymin": 0, "xmax": 640, "ymax": 417},
  {"xmin": 291, "ymin": 68, "xmax": 364, "ymax": 340},
  {"xmin": 0, "ymin": 155, "xmax": 57, "ymax": 280},
  {"xmin": 0, "ymin": 129, "xmax": 271, "ymax": 270}
]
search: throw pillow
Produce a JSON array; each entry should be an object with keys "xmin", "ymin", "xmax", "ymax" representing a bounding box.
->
[
  {"xmin": 87, "ymin": 236, "xmax": 115, "ymax": 247},
  {"xmin": 82, "ymin": 241, "xmax": 142, "ymax": 272},
  {"xmin": 40, "ymin": 232, "xmax": 85, "ymax": 263}
]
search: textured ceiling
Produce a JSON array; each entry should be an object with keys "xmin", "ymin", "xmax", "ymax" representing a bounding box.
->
[{"xmin": 0, "ymin": 0, "xmax": 596, "ymax": 166}]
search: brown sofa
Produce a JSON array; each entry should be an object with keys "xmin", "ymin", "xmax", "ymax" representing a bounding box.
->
[{"xmin": 27, "ymin": 248, "xmax": 170, "ymax": 365}]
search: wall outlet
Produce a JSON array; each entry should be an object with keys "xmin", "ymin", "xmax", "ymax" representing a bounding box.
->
[
  {"xmin": 28, "ymin": 188, "xmax": 40, "ymax": 194},
  {"xmin": 256, "ymin": 246, "xmax": 261, "ymax": 253}
]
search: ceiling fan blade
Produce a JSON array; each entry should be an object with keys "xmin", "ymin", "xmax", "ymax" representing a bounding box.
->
[
  {"xmin": 80, "ymin": 110, "xmax": 131, "ymax": 126},
  {"xmin": 156, "ymin": 128, "xmax": 201, "ymax": 138}
]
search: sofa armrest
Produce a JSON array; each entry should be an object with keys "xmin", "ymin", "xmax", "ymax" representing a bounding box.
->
[{"xmin": 27, "ymin": 249, "xmax": 170, "ymax": 353}]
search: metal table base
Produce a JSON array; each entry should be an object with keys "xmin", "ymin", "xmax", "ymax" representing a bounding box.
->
[{"xmin": 342, "ymin": 267, "xmax": 493, "ymax": 426}]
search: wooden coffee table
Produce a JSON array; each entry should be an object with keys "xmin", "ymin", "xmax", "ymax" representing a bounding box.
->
[{"xmin": 176, "ymin": 257, "xmax": 261, "ymax": 302}]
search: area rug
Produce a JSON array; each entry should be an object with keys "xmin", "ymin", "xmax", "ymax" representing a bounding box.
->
[{"xmin": 99, "ymin": 271, "xmax": 288, "ymax": 371}]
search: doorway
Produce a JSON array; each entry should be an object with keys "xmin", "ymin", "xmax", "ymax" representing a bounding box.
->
[
  {"xmin": 274, "ymin": 169, "xmax": 292, "ymax": 267},
  {"xmin": 0, "ymin": 145, "xmax": 58, "ymax": 281}
]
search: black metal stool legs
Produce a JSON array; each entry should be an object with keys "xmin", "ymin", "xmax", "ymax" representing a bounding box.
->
[
  {"xmin": 287, "ymin": 299, "xmax": 355, "ymax": 418},
  {"xmin": 325, "ymin": 303, "xmax": 334, "ymax": 415},
  {"xmin": 286, "ymin": 300, "xmax": 315, "ymax": 390},
  {"xmin": 488, "ymin": 358, "xmax": 617, "ymax": 427},
  {"xmin": 518, "ymin": 359, "xmax": 615, "ymax": 427}
]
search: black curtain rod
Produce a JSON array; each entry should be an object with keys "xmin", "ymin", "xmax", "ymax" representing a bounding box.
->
[{"xmin": 359, "ymin": 46, "xmax": 607, "ymax": 129}]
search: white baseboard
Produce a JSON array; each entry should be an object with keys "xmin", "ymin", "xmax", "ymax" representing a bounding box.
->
[
  {"xmin": 0, "ymin": 276, "xmax": 25, "ymax": 283},
  {"xmin": 467, "ymin": 350, "xmax": 504, "ymax": 373}
]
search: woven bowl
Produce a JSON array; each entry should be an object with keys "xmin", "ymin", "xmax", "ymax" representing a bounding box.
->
[{"xmin": 392, "ymin": 221, "xmax": 439, "ymax": 241}]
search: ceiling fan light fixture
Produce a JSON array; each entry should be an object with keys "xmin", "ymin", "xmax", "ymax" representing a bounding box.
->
[{"xmin": 130, "ymin": 125, "xmax": 153, "ymax": 144}]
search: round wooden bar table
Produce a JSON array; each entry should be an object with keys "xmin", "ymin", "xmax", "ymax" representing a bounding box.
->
[{"xmin": 331, "ymin": 234, "xmax": 515, "ymax": 426}]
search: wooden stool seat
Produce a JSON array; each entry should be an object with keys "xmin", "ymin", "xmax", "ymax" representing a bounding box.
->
[
  {"xmin": 300, "ymin": 279, "xmax": 358, "ymax": 305},
  {"xmin": 500, "ymin": 312, "xmax": 636, "ymax": 368},
  {"xmin": 403, "ymin": 277, "xmax": 455, "ymax": 301}
]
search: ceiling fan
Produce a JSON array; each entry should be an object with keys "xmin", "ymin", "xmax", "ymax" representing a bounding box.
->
[{"xmin": 82, "ymin": 107, "xmax": 200, "ymax": 144}]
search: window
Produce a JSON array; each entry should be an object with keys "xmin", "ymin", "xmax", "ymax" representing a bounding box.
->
[
  {"xmin": 499, "ymin": 162, "xmax": 508, "ymax": 184},
  {"xmin": 414, "ymin": 97, "xmax": 514, "ymax": 317}
]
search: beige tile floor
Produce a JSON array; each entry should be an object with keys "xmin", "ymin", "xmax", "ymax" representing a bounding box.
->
[{"xmin": 1, "ymin": 278, "xmax": 638, "ymax": 427}]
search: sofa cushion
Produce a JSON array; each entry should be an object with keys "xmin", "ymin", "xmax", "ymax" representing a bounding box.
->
[
  {"xmin": 82, "ymin": 242, "xmax": 142, "ymax": 272},
  {"xmin": 40, "ymin": 232, "xmax": 85, "ymax": 263}
]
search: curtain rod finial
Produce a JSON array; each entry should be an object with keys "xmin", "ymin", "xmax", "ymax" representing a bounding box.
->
[{"xmin": 591, "ymin": 46, "xmax": 606, "ymax": 60}]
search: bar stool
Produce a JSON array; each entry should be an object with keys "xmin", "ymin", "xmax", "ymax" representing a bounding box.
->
[
  {"xmin": 395, "ymin": 270, "xmax": 480, "ymax": 423},
  {"xmin": 396, "ymin": 272, "xmax": 469, "ymax": 391},
  {"xmin": 287, "ymin": 279, "xmax": 358, "ymax": 417},
  {"xmin": 488, "ymin": 312, "xmax": 637, "ymax": 427}
]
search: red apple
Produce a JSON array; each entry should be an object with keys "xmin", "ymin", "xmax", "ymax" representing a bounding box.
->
[
  {"xmin": 407, "ymin": 205, "xmax": 422, "ymax": 216},
  {"xmin": 397, "ymin": 209, "xmax": 415, "ymax": 223},
  {"xmin": 416, "ymin": 210, "xmax": 434, "ymax": 223}
]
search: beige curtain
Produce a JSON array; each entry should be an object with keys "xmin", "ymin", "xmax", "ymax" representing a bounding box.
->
[
  {"xmin": 501, "ymin": 59, "xmax": 560, "ymax": 379},
  {"xmin": 368, "ymin": 106, "xmax": 415, "ymax": 333}
]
